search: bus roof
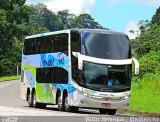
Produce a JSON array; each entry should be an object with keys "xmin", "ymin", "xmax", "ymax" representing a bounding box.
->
[
  {"xmin": 25, "ymin": 28, "xmax": 127, "ymax": 40},
  {"xmin": 71, "ymin": 28, "xmax": 127, "ymax": 35}
]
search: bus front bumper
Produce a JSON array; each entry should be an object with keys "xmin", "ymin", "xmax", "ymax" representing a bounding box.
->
[{"xmin": 77, "ymin": 94, "xmax": 130, "ymax": 110}]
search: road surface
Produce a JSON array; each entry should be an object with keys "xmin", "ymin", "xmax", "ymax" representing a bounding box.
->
[{"xmin": 0, "ymin": 80, "xmax": 159, "ymax": 122}]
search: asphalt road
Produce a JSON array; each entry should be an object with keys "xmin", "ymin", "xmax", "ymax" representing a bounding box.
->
[{"xmin": 0, "ymin": 80, "xmax": 159, "ymax": 122}]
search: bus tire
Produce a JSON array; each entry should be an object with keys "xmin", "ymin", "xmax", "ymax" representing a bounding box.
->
[
  {"xmin": 99, "ymin": 109, "xmax": 108, "ymax": 114},
  {"xmin": 64, "ymin": 94, "xmax": 79, "ymax": 112},
  {"xmin": 27, "ymin": 93, "xmax": 32, "ymax": 107},
  {"xmin": 32, "ymin": 90, "xmax": 40, "ymax": 108},
  {"xmin": 64, "ymin": 93, "xmax": 71, "ymax": 112},
  {"xmin": 99, "ymin": 109, "xmax": 117, "ymax": 115},
  {"xmin": 108, "ymin": 109, "xmax": 117, "ymax": 115},
  {"xmin": 57, "ymin": 94, "xmax": 64, "ymax": 111}
]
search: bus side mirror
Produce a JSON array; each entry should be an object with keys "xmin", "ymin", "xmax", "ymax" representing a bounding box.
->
[
  {"xmin": 132, "ymin": 57, "xmax": 139, "ymax": 75},
  {"xmin": 72, "ymin": 52, "xmax": 83, "ymax": 70}
]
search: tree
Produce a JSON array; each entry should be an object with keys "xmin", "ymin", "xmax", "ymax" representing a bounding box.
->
[
  {"xmin": 73, "ymin": 13, "xmax": 104, "ymax": 29},
  {"xmin": 0, "ymin": 0, "xmax": 29, "ymax": 76},
  {"xmin": 29, "ymin": 4, "xmax": 63, "ymax": 31},
  {"xmin": 0, "ymin": 2, "xmax": 105, "ymax": 76},
  {"xmin": 57, "ymin": 10, "xmax": 76, "ymax": 29},
  {"xmin": 151, "ymin": 7, "xmax": 160, "ymax": 25}
]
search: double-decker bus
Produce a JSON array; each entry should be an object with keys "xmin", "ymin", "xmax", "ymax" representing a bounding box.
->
[{"xmin": 20, "ymin": 28, "xmax": 139, "ymax": 115}]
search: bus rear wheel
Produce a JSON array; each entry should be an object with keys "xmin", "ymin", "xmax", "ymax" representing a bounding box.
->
[
  {"xmin": 32, "ymin": 90, "xmax": 39, "ymax": 108},
  {"xmin": 32, "ymin": 90, "xmax": 46, "ymax": 109},
  {"xmin": 99, "ymin": 109, "xmax": 117, "ymax": 115},
  {"xmin": 27, "ymin": 93, "xmax": 32, "ymax": 107},
  {"xmin": 64, "ymin": 94, "xmax": 79, "ymax": 112},
  {"xmin": 57, "ymin": 94, "xmax": 64, "ymax": 111}
]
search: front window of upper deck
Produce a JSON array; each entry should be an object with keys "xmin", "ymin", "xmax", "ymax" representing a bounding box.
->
[{"xmin": 81, "ymin": 32, "xmax": 131, "ymax": 59}]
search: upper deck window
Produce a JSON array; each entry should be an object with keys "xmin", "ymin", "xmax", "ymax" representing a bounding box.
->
[{"xmin": 23, "ymin": 33, "xmax": 68, "ymax": 55}]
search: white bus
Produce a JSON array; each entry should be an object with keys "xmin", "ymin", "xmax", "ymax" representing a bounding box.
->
[{"xmin": 20, "ymin": 28, "xmax": 139, "ymax": 115}]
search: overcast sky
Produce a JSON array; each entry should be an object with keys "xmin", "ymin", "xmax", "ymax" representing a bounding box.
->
[{"xmin": 26, "ymin": 0, "xmax": 159, "ymax": 39}]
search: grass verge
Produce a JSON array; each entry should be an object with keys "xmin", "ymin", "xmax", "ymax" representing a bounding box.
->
[
  {"xmin": 0, "ymin": 75, "xmax": 20, "ymax": 82},
  {"xmin": 124, "ymin": 73, "xmax": 160, "ymax": 116}
]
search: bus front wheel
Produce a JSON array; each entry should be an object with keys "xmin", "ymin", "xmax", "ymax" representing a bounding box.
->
[
  {"xmin": 99, "ymin": 109, "xmax": 117, "ymax": 115},
  {"xmin": 108, "ymin": 109, "xmax": 117, "ymax": 115}
]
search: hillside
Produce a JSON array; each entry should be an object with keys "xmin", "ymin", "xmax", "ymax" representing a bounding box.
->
[{"xmin": 0, "ymin": 2, "xmax": 105, "ymax": 76}]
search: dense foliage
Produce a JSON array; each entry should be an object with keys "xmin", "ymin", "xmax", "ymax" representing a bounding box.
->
[
  {"xmin": 0, "ymin": 2, "xmax": 104, "ymax": 76},
  {"xmin": 0, "ymin": 0, "xmax": 29, "ymax": 76},
  {"xmin": 129, "ymin": 7, "xmax": 160, "ymax": 113},
  {"xmin": 131, "ymin": 24, "xmax": 160, "ymax": 76}
]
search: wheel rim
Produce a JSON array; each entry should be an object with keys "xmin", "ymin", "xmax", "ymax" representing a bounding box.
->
[
  {"xmin": 28, "ymin": 94, "xmax": 32, "ymax": 106},
  {"xmin": 32, "ymin": 91, "xmax": 37, "ymax": 107},
  {"xmin": 65, "ymin": 96, "xmax": 69, "ymax": 110},
  {"xmin": 33, "ymin": 94, "xmax": 36, "ymax": 105},
  {"xmin": 58, "ymin": 96, "xmax": 62, "ymax": 108}
]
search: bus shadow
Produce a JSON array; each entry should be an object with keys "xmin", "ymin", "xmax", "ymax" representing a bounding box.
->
[{"xmin": 23, "ymin": 105, "xmax": 100, "ymax": 115}]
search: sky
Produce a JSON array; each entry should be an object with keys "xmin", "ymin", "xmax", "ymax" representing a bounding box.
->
[{"xmin": 26, "ymin": 0, "xmax": 160, "ymax": 39}]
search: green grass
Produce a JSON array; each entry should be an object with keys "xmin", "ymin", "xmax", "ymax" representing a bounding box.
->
[
  {"xmin": 129, "ymin": 73, "xmax": 160, "ymax": 113},
  {"xmin": 0, "ymin": 75, "xmax": 20, "ymax": 82}
]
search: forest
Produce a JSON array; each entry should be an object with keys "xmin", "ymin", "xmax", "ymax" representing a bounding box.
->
[
  {"xmin": 0, "ymin": 1, "xmax": 104, "ymax": 76},
  {"xmin": 0, "ymin": 0, "xmax": 160, "ymax": 81}
]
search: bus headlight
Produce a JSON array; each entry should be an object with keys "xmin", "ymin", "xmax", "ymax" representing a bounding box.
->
[
  {"xmin": 125, "ymin": 95, "xmax": 129, "ymax": 99},
  {"xmin": 78, "ymin": 90, "xmax": 90, "ymax": 97}
]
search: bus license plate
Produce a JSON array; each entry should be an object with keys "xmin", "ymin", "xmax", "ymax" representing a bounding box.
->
[{"xmin": 101, "ymin": 103, "xmax": 110, "ymax": 107}]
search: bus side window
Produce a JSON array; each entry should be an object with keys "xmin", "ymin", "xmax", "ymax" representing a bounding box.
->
[
  {"xmin": 36, "ymin": 67, "xmax": 68, "ymax": 84},
  {"xmin": 23, "ymin": 40, "xmax": 27, "ymax": 55},
  {"xmin": 28, "ymin": 39, "xmax": 32, "ymax": 55},
  {"xmin": 52, "ymin": 67, "xmax": 68, "ymax": 84},
  {"xmin": 36, "ymin": 68, "xmax": 46, "ymax": 83},
  {"xmin": 31, "ymin": 38, "xmax": 37, "ymax": 54},
  {"xmin": 61, "ymin": 34, "xmax": 68, "ymax": 55},
  {"xmin": 46, "ymin": 68, "xmax": 53, "ymax": 83},
  {"xmin": 24, "ymin": 39, "xmax": 31, "ymax": 55},
  {"xmin": 36, "ymin": 38, "xmax": 41, "ymax": 54},
  {"xmin": 71, "ymin": 31, "xmax": 81, "ymax": 84},
  {"xmin": 46, "ymin": 36, "xmax": 53, "ymax": 53},
  {"xmin": 40, "ymin": 37, "xmax": 47, "ymax": 54}
]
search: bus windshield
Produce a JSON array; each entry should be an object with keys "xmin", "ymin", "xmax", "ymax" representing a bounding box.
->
[
  {"xmin": 81, "ymin": 62, "xmax": 132, "ymax": 92},
  {"xmin": 81, "ymin": 32, "xmax": 131, "ymax": 59}
]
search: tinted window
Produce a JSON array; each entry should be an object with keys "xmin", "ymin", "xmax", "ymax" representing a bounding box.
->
[
  {"xmin": 71, "ymin": 31, "xmax": 80, "ymax": 52},
  {"xmin": 36, "ymin": 67, "xmax": 68, "ymax": 84},
  {"xmin": 81, "ymin": 32, "xmax": 131, "ymax": 59},
  {"xmin": 23, "ymin": 33, "xmax": 68, "ymax": 55},
  {"xmin": 40, "ymin": 37, "xmax": 47, "ymax": 54},
  {"xmin": 36, "ymin": 68, "xmax": 46, "ymax": 83},
  {"xmin": 47, "ymin": 33, "xmax": 68, "ymax": 54},
  {"xmin": 71, "ymin": 31, "xmax": 81, "ymax": 83},
  {"xmin": 23, "ymin": 39, "xmax": 31, "ymax": 55}
]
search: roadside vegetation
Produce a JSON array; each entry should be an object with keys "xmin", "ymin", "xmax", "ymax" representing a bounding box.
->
[
  {"xmin": 128, "ymin": 7, "xmax": 160, "ymax": 114},
  {"xmin": 0, "ymin": 75, "xmax": 20, "ymax": 82},
  {"xmin": 130, "ymin": 73, "xmax": 160, "ymax": 113}
]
